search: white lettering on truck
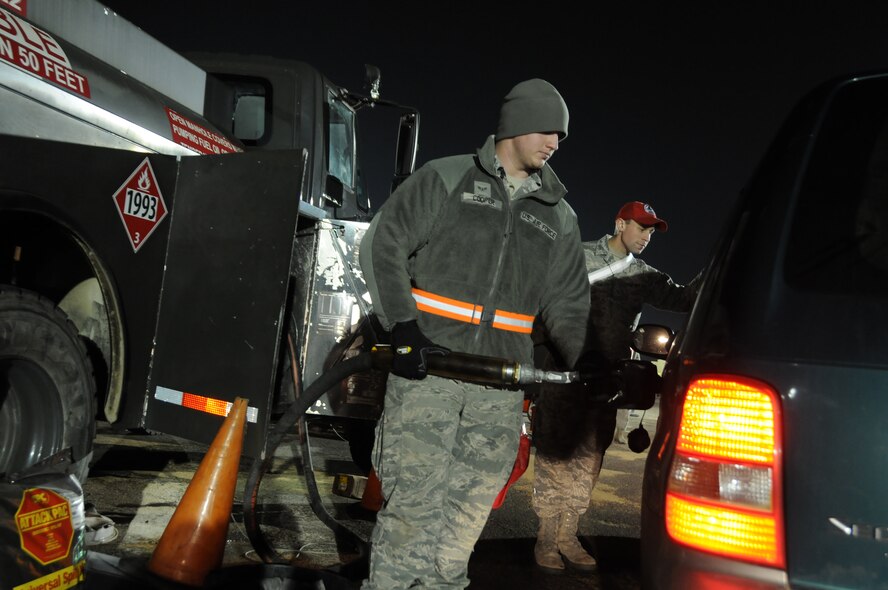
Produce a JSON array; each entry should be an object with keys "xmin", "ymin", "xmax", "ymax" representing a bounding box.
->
[
  {"xmin": 0, "ymin": 7, "xmax": 90, "ymax": 97},
  {"xmin": 165, "ymin": 108, "xmax": 242, "ymax": 154},
  {"xmin": 0, "ymin": 0, "xmax": 25, "ymax": 17}
]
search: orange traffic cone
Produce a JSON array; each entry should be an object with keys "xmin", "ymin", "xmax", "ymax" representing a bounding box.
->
[
  {"xmin": 360, "ymin": 467, "xmax": 384, "ymax": 512},
  {"xmin": 147, "ymin": 397, "xmax": 249, "ymax": 586}
]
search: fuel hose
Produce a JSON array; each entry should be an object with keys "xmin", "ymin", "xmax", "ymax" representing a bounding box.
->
[
  {"xmin": 242, "ymin": 345, "xmax": 581, "ymax": 565},
  {"xmin": 243, "ymin": 352, "xmax": 372, "ymax": 564}
]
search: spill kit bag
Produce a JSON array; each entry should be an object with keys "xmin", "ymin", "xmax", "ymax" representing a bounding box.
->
[{"xmin": 1, "ymin": 453, "xmax": 87, "ymax": 590}]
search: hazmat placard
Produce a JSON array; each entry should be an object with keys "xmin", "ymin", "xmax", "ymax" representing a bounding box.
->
[{"xmin": 112, "ymin": 157, "xmax": 168, "ymax": 252}]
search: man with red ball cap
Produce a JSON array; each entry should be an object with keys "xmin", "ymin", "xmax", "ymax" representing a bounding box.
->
[{"xmin": 530, "ymin": 201, "xmax": 702, "ymax": 573}]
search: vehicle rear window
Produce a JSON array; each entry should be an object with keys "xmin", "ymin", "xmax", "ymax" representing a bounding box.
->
[
  {"xmin": 780, "ymin": 76, "xmax": 888, "ymax": 366},
  {"xmin": 785, "ymin": 77, "xmax": 888, "ymax": 295}
]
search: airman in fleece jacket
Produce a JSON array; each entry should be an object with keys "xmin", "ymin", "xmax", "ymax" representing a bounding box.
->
[
  {"xmin": 360, "ymin": 134, "xmax": 590, "ymax": 368},
  {"xmin": 357, "ymin": 79, "xmax": 591, "ymax": 590}
]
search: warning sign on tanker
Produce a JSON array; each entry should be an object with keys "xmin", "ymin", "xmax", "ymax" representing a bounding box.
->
[
  {"xmin": 113, "ymin": 158, "xmax": 168, "ymax": 252},
  {"xmin": 165, "ymin": 107, "xmax": 242, "ymax": 155},
  {"xmin": 15, "ymin": 488, "xmax": 74, "ymax": 565},
  {"xmin": 0, "ymin": 6, "xmax": 91, "ymax": 98}
]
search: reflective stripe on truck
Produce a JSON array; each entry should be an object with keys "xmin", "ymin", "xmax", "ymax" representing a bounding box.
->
[{"xmin": 154, "ymin": 386, "xmax": 259, "ymax": 424}]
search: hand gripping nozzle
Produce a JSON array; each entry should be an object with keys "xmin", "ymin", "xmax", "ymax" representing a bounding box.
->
[{"xmin": 370, "ymin": 345, "xmax": 579, "ymax": 387}]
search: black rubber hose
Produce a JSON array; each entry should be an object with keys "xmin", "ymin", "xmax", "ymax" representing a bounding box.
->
[
  {"xmin": 242, "ymin": 344, "xmax": 659, "ymax": 564},
  {"xmin": 243, "ymin": 352, "xmax": 373, "ymax": 564}
]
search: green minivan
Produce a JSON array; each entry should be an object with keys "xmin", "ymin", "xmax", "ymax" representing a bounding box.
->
[{"xmin": 640, "ymin": 70, "xmax": 888, "ymax": 589}]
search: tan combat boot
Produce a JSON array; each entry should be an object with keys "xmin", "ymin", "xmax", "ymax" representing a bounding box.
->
[
  {"xmin": 556, "ymin": 510, "xmax": 597, "ymax": 570},
  {"xmin": 533, "ymin": 515, "xmax": 564, "ymax": 572}
]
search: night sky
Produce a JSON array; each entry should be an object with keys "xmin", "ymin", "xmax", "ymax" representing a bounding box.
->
[{"xmin": 99, "ymin": 1, "xmax": 888, "ymax": 328}]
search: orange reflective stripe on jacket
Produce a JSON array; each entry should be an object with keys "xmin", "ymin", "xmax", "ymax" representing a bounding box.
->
[
  {"xmin": 489, "ymin": 308, "xmax": 535, "ymax": 334},
  {"xmin": 411, "ymin": 288, "xmax": 534, "ymax": 334}
]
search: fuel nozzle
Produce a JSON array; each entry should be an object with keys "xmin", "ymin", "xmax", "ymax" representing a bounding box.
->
[{"xmin": 370, "ymin": 345, "xmax": 578, "ymax": 387}]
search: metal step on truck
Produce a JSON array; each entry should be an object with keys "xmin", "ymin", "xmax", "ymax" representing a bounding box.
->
[{"xmin": 0, "ymin": 0, "xmax": 419, "ymax": 484}]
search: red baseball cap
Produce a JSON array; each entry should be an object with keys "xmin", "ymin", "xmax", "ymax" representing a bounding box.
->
[{"xmin": 616, "ymin": 201, "xmax": 668, "ymax": 232}]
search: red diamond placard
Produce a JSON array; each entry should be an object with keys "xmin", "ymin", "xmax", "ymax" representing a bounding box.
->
[
  {"xmin": 15, "ymin": 487, "xmax": 74, "ymax": 565},
  {"xmin": 112, "ymin": 157, "xmax": 168, "ymax": 252}
]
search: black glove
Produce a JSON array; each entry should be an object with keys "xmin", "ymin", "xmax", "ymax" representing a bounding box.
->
[
  {"xmin": 574, "ymin": 349, "xmax": 625, "ymax": 406},
  {"xmin": 390, "ymin": 320, "xmax": 450, "ymax": 380},
  {"xmin": 610, "ymin": 360, "xmax": 661, "ymax": 409},
  {"xmin": 574, "ymin": 349, "xmax": 615, "ymax": 392}
]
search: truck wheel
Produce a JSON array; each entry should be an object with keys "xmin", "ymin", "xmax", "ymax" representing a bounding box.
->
[{"xmin": 0, "ymin": 286, "xmax": 96, "ymax": 483}]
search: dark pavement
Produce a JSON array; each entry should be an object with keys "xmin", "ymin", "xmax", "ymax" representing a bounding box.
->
[{"xmin": 80, "ymin": 404, "xmax": 659, "ymax": 589}]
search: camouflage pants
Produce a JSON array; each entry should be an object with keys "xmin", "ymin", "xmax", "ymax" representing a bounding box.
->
[
  {"xmin": 532, "ymin": 411, "xmax": 616, "ymax": 518},
  {"xmin": 361, "ymin": 374, "xmax": 523, "ymax": 590}
]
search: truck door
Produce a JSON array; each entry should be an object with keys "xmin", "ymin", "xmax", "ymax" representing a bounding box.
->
[{"xmin": 145, "ymin": 149, "xmax": 307, "ymax": 458}]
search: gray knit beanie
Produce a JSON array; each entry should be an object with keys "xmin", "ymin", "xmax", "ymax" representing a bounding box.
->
[{"xmin": 495, "ymin": 79, "xmax": 569, "ymax": 141}]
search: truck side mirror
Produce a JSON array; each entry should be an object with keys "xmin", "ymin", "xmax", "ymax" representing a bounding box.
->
[
  {"xmin": 392, "ymin": 112, "xmax": 420, "ymax": 193},
  {"xmin": 364, "ymin": 64, "xmax": 382, "ymax": 101}
]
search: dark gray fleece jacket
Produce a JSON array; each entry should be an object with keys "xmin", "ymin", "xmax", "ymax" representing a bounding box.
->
[{"xmin": 359, "ymin": 135, "xmax": 590, "ymax": 367}]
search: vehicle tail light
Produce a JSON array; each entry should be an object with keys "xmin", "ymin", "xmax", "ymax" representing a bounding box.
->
[{"xmin": 665, "ymin": 375, "xmax": 784, "ymax": 568}]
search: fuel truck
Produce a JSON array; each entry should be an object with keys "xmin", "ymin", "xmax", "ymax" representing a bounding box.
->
[{"xmin": 0, "ymin": 0, "xmax": 419, "ymax": 482}]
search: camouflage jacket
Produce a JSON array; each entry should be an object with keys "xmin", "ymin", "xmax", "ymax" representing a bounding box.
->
[{"xmin": 583, "ymin": 234, "xmax": 700, "ymax": 361}]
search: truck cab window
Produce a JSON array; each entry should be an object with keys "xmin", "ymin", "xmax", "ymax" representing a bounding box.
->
[
  {"xmin": 328, "ymin": 97, "xmax": 356, "ymax": 189},
  {"xmin": 233, "ymin": 94, "xmax": 265, "ymax": 142},
  {"xmin": 204, "ymin": 74, "xmax": 271, "ymax": 146}
]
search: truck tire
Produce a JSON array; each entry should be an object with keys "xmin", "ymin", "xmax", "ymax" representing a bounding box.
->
[{"xmin": 0, "ymin": 286, "xmax": 96, "ymax": 483}]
